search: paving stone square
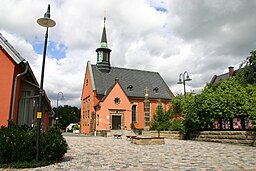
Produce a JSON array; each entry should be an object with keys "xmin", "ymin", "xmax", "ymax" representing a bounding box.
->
[{"xmin": 2, "ymin": 134, "xmax": 256, "ymax": 171}]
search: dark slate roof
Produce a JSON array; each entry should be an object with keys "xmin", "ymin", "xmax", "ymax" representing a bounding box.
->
[
  {"xmin": 91, "ymin": 64, "xmax": 174, "ymax": 100},
  {"xmin": 0, "ymin": 33, "xmax": 25, "ymax": 64},
  {"xmin": 0, "ymin": 33, "xmax": 39, "ymax": 84},
  {"xmin": 210, "ymin": 69, "xmax": 241, "ymax": 84},
  {"xmin": 210, "ymin": 73, "xmax": 230, "ymax": 84}
]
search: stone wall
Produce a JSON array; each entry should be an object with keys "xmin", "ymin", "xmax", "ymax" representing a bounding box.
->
[
  {"xmin": 190, "ymin": 131, "xmax": 256, "ymax": 146},
  {"xmin": 96, "ymin": 130, "xmax": 110, "ymax": 137},
  {"xmin": 147, "ymin": 131, "xmax": 183, "ymax": 139},
  {"xmin": 131, "ymin": 137, "xmax": 165, "ymax": 145}
]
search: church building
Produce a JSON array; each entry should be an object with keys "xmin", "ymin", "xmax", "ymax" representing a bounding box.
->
[{"xmin": 80, "ymin": 18, "xmax": 174, "ymax": 134}]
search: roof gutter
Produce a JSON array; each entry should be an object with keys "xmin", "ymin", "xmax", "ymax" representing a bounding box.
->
[{"xmin": 10, "ymin": 61, "xmax": 28, "ymax": 121}]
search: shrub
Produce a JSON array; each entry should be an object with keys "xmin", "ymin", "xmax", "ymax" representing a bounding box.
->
[
  {"xmin": 40, "ymin": 127, "xmax": 68, "ymax": 161},
  {"xmin": 0, "ymin": 122, "xmax": 36, "ymax": 164},
  {"xmin": 130, "ymin": 122, "xmax": 135, "ymax": 130},
  {"xmin": 137, "ymin": 128, "xmax": 143, "ymax": 135},
  {"xmin": 0, "ymin": 122, "xmax": 68, "ymax": 168}
]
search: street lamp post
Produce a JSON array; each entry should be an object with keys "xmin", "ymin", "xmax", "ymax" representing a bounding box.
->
[
  {"xmin": 177, "ymin": 71, "xmax": 192, "ymax": 96},
  {"xmin": 56, "ymin": 92, "xmax": 64, "ymax": 128},
  {"xmin": 36, "ymin": 4, "xmax": 56, "ymax": 163}
]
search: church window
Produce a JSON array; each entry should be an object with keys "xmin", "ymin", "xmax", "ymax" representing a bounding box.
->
[
  {"xmin": 127, "ymin": 85, "xmax": 133, "ymax": 91},
  {"xmin": 97, "ymin": 114, "xmax": 99, "ymax": 126},
  {"xmin": 86, "ymin": 97, "xmax": 90, "ymax": 119},
  {"xmin": 114, "ymin": 98, "xmax": 120, "ymax": 104},
  {"xmin": 132, "ymin": 105, "xmax": 137, "ymax": 122},
  {"xmin": 103, "ymin": 52, "xmax": 108, "ymax": 61},
  {"xmin": 98, "ymin": 51, "xmax": 103, "ymax": 62}
]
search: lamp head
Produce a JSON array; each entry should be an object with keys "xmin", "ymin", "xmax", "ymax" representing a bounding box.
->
[
  {"xmin": 185, "ymin": 75, "xmax": 192, "ymax": 81},
  {"xmin": 57, "ymin": 92, "xmax": 65, "ymax": 100},
  {"xmin": 37, "ymin": 4, "xmax": 56, "ymax": 28},
  {"xmin": 177, "ymin": 79, "xmax": 183, "ymax": 84}
]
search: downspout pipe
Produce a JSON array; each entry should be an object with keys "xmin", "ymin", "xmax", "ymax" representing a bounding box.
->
[{"xmin": 10, "ymin": 61, "xmax": 28, "ymax": 121}]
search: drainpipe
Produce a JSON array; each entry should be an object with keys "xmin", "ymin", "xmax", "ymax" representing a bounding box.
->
[{"xmin": 10, "ymin": 61, "xmax": 28, "ymax": 121}]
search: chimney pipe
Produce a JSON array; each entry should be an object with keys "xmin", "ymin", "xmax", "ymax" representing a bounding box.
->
[{"xmin": 228, "ymin": 66, "xmax": 234, "ymax": 76}]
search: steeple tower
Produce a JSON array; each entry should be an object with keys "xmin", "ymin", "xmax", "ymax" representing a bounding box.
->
[{"xmin": 96, "ymin": 17, "xmax": 112, "ymax": 73}]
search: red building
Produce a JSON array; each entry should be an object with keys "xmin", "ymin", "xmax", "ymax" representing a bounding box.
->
[
  {"xmin": 81, "ymin": 19, "xmax": 174, "ymax": 134},
  {"xmin": 0, "ymin": 33, "xmax": 53, "ymax": 130}
]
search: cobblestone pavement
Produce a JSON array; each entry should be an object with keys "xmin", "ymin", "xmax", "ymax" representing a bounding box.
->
[{"xmin": 5, "ymin": 134, "xmax": 256, "ymax": 171}]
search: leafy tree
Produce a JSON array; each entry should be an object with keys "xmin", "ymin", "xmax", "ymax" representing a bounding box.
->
[
  {"xmin": 170, "ymin": 78, "xmax": 256, "ymax": 135},
  {"xmin": 237, "ymin": 50, "xmax": 256, "ymax": 84},
  {"xmin": 170, "ymin": 94, "xmax": 183, "ymax": 114},
  {"xmin": 53, "ymin": 105, "xmax": 80, "ymax": 130},
  {"xmin": 150, "ymin": 50, "xmax": 256, "ymax": 139},
  {"xmin": 190, "ymin": 78, "xmax": 256, "ymax": 130},
  {"xmin": 151, "ymin": 104, "xmax": 171, "ymax": 132},
  {"xmin": 170, "ymin": 93, "xmax": 200, "ymax": 138}
]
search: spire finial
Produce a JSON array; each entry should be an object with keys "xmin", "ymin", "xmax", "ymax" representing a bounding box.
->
[
  {"xmin": 100, "ymin": 12, "xmax": 108, "ymax": 48},
  {"xmin": 104, "ymin": 10, "xmax": 106, "ymax": 25}
]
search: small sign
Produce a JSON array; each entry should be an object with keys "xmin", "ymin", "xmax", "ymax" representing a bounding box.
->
[{"xmin": 37, "ymin": 112, "xmax": 42, "ymax": 119}]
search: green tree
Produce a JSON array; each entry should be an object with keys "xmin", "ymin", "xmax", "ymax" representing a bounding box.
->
[
  {"xmin": 237, "ymin": 50, "xmax": 256, "ymax": 84},
  {"xmin": 169, "ymin": 50, "xmax": 256, "ymax": 135},
  {"xmin": 53, "ymin": 105, "xmax": 80, "ymax": 130},
  {"xmin": 170, "ymin": 94, "xmax": 183, "ymax": 114},
  {"xmin": 170, "ymin": 78, "xmax": 256, "ymax": 135},
  {"xmin": 151, "ymin": 104, "xmax": 171, "ymax": 132},
  {"xmin": 187, "ymin": 78, "xmax": 256, "ymax": 130},
  {"xmin": 170, "ymin": 93, "xmax": 199, "ymax": 138}
]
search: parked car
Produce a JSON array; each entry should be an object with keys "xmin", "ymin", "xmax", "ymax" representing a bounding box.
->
[{"xmin": 66, "ymin": 123, "xmax": 80, "ymax": 132}]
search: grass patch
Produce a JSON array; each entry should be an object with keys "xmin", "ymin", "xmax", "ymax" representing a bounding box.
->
[{"xmin": 0, "ymin": 160, "xmax": 58, "ymax": 169}]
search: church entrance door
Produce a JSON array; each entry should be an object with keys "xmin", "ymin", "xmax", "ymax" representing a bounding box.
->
[
  {"xmin": 110, "ymin": 110, "xmax": 124, "ymax": 130},
  {"xmin": 112, "ymin": 115, "xmax": 121, "ymax": 130}
]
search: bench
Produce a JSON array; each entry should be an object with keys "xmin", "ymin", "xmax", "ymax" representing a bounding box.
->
[
  {"xmin": 126, "ymin": 135, "xmax": 137, "ymax": 140},
  {"xmin": 113, "ymin": 134, "xmax": 122, "ymax": 139}
]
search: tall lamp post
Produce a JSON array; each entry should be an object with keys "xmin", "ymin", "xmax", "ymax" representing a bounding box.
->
[
  {"xmin": 177, "ymin": 71, "xmax": 192, "ymax": 96},
  {"xmin": 56, "ymin": 92, "xmax": 64, "ymax": 128},
  {"xmin": 36, "ymin": 4, "xmax": 56, "ymax": 163}
]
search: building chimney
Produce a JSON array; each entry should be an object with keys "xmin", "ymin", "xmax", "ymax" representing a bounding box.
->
[{"xmin": 228, "ymin": 66, "xmax": 234, "ymax": 76}]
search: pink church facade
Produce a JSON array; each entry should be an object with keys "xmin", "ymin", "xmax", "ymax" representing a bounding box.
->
[{"xmin": 80, "ymin": 19, "xmax": 174, "ymax": 134}]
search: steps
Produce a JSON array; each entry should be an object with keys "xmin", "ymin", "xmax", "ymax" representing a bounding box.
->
[{"xmin": 109, "ymin": 130, "xmax": 136, "ymax": 137}]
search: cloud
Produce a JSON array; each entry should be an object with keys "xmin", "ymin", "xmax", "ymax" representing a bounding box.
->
[{"xmin": 1, "ymin": 0, "xmax": 255, "ymax": 107}]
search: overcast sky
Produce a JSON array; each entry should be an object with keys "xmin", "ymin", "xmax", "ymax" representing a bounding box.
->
[{"xmin": 1, "ymin": 0, "xmax": 256, "ymax": 108}]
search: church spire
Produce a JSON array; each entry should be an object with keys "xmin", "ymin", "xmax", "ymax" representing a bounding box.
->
[
  {"xmin": 96, "ymin": 16, "xmax": 112, "ymax": 73},
  {"xmin": 100, "ymin": 17, "xmax": 107, "ymax": 47}
]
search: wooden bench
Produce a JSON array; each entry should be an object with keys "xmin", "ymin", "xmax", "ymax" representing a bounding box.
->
[
  {"xmin": 113, "ymin": 134, "xmax": 122, "ymax": 139},
  {"xmin": 126, "ymin": 135, "xmax": 137, "ymax": 140}
]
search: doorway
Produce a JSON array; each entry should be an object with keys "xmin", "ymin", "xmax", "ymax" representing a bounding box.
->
[{"xmin": 112, "ymin": 115, "xmax": 121, "ymax": 130}]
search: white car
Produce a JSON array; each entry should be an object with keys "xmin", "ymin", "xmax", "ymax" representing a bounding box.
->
[{"xmin": 66, "ymin": 123, "xmax": 79, "ymax": 132}]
